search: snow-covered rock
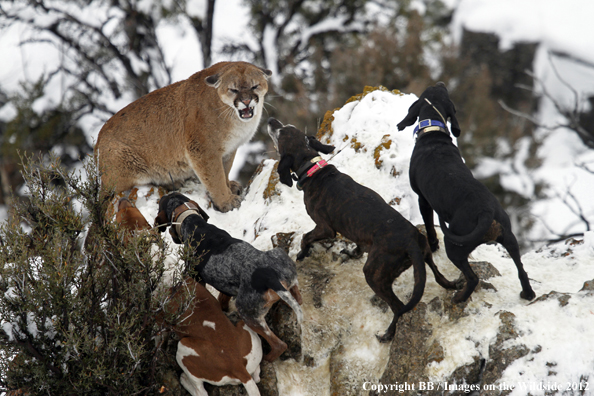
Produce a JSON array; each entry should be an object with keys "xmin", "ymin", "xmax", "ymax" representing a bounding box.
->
[{"xmin": 130, "ymin": 87, "xmax": 594, "ymax": 396}]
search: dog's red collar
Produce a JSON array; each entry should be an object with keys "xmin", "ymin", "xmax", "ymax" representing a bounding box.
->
[
  {"xmin": 306, "ymin": 157, "xmax": 328, "ymax": 177},
  {"xmin": 295, "ymin": 156, "xmax": 328, "ymax": 190}
]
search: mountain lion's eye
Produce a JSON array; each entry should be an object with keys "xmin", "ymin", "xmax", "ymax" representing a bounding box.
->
[
  {"xmin": 251, "ymin": 85, "xmax": 259, "ymax": 90},
  {"xmin": 229, "ymin": 88, "xmax": 239, "ymax": 94}
]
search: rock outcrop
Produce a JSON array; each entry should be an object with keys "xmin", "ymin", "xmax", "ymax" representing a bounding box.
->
[{"xmin": 146, "ymin": 86, "xmax": 594, "ymax": 396}]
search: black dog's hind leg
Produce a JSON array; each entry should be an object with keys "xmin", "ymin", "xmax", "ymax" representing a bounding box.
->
[
  {"xmin": 297, "ymin": 224, "xmax": 336, "ymax": 261},
  {"xmin": 424, "ymin": 253, "xmax": 459, "ymax": 290},
  {"xmin": 419, "ymin": 196, "xmax": 439, "ymax": 252},
  {"xmin": 445, "ymin": 242, "xmax": 479, "ymax": 303},
  {"xmin": 418, "ymin": 232, "xmax": 459, "ymax": 290},
  {"xmin": 363, "ymin": 252, "xmax": 408, "ymax": 343},
  {"xmin": 498, "ymin": 230, "xmax": 536, "ymax": 300}
]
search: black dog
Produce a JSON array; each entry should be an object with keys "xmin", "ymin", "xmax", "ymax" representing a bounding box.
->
[
  {"xmin": 154, "ymin": 192, "xmax": 303, "ymax": 362},
  {"xmin": 267, "ymin": 118, "xmax": 458, "ymax": 343},
  {"xmin": 397, "ymin": 82, "xmax": 536, "ymax": 303}
]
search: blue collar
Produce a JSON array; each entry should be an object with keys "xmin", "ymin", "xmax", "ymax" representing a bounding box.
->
[{"xmin": 413, "ymin": 119, "xmax": 447, "ymax": 134}]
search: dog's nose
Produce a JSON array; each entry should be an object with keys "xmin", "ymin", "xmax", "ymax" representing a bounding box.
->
[
  {"xmin": 436, "ymin": 81, "xmax": 447, "ymax": 88},
  {"xmin": 268, "ymin": 118, "xmax": 283, "ymax": 129}
]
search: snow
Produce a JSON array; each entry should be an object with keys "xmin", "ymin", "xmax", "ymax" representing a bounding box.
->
[
  {"xmin": 262, "ymin": 24, "xmax": 279, "ymax": 83},
  {"xmin": 210, "ymin": 0, "xmax": 258, "ymax": 65},
  {"xmin": 418, "ymin": 234, "xmax": 594, "ymax": 389}
]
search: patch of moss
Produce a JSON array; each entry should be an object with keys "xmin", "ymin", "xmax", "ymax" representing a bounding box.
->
[
  {"xmin": 350, "ymin": 138, "xmax": 363, "ymax": 152},
  {"xmin": 317, "ymin": 108, "xmax": 341, "ymax": 142},
  {"xmin": 128, "ymin": 187, "xmax": 139, "ymax": 202},
  {"xmin": 263, "ymin": 162, "xmax": 281, "ymax": 201},
  {"xmin": 389, "ymin": 197, "xmax": 401, "ymax": 206},
  {"xmin": 373, "ymin": 135, "xmax": 392, "ymax": 168}
]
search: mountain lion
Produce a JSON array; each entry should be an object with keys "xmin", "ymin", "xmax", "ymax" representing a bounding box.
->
[{"xmin": 95, "ymin": 61, "xmax": 272, "ymax": 212}]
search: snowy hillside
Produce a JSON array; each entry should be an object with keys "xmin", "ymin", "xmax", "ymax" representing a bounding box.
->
[{"xmin": 126, "ymin": 88, "xmax": 594, "ymax": 395}]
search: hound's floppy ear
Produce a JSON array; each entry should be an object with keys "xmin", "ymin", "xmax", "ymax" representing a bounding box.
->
[
  {"xmin": 154, "ymin": 210, "xmax": 169, "ymax": 233},
  {"xmin": 397, "ymin": 99, "xmax": 422, "ymax": 131},
  {"xmin": 277, "ymin": 154, "xmax": 294, "ymax": 187},
  {"xmin": 447, "ymin": 102, "xmax": 461, "ymax": 138},
  {"xmin": 306, "ymin": 136, "xmax": 335, "ymax": 154},
  {"xmin": 168, "ymin": 228, "xmax": 182, "ymax": 244},
  {"xmin": 189, "ymin": 200, "xmax": 209, "ymax": 222}
]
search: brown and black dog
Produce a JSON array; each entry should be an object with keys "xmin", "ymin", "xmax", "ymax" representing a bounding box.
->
[
  {"xmin": 397, "ymin": 82, "xmax": 536, "ymax": 303},
  {"xmin": 267, "ymin": 118, "xmax": 458, "ymax": 343}
]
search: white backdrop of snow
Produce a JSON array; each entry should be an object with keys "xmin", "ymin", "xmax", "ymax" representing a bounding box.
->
[{"xmin": 123, "ymin": 90, "xmax": 594, "ymax": 395}]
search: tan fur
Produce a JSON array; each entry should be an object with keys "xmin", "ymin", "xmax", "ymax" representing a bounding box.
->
[
  {"xmin": 95, "ymin": 61, "xmax": 271, "ymax": 212},
  {"xmin": 483, "ymin": 220, "xmax": 504, "ymax": 242}
]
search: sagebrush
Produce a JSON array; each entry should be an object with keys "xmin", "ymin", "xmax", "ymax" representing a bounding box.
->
[{"xmin": 0, "ymin": 155, "xmax": 190, "ymax": 395}]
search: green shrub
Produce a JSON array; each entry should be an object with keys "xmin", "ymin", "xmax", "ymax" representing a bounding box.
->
[{"xmin": 0, "ymin": 155, "xmax": 188, "ymax": 395}]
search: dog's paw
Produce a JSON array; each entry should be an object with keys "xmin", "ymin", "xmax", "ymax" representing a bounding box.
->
[
  {"xmin": 376, "ymin": 331, "xmax": 394, "ymax": 344},
  {"xmin": 229, "ymin": 180, "xmax": 243, "ymax": 196},
  {"xmin": 520, "ymin": 289, "xmax": 536, "ymax": 301},
  {"xmin": 296, "ymin": 249, "xmax": 309, "ymax": 261},
  {"xmin": 452, "ymin": 290, "xmax": 471, "ymax": 304},
  {"xmin": 429, "ymin": 239, "xmax": 440, "ymax": 252}
]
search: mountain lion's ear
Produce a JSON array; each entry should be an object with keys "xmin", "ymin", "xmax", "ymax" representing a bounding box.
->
[
  {"xmin": 258, "ymin": 67, "xmax": 272, "ymax": 79},
  {"xmin": 205, "ymin": 74, "xmax": 221, "ymax": 88}
]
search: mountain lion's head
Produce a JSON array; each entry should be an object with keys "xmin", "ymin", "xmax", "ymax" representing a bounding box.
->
[{"xmin": 205, "ymin": 62, "xmax": 272, "ymax": 122}]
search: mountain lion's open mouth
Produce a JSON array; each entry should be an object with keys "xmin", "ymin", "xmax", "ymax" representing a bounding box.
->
[{"xmin": 238, "ymin": 107, "xmax": 254, "ymax": 119}]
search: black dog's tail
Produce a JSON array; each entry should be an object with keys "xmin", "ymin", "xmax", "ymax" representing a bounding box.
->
[{"xmin": 439, "ymin": 211, "xmax": 493, "ymax": 246}]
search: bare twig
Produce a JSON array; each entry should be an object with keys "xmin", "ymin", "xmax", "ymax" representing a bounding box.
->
[{"xmin": 500, "ymin": 52, "xmax": 594, "ymax": 148}]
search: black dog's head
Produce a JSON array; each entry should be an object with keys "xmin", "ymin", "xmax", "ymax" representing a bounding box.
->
[
  {"xmin": 154, "ymin": 192, "xmax": 209, "ymax": 243},
  {"xmin": 397, "ymin": 82, "xmax": 461, "ymax": 138},
  {"xmin": 267, "ymin": 118, "xmax": 335, "ymax": 187}
]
